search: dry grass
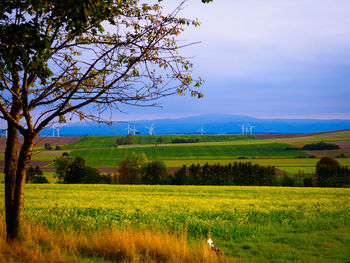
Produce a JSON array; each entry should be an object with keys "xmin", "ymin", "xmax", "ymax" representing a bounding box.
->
[{"xmin": 0, "ymin": 217, "xmax": 229, "ymax": 263}]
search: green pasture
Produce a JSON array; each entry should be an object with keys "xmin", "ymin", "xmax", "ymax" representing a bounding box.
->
[
  {"xmin": 69, "ymin": 143, "xmax": 308, "ymax": 167},
  {"xmin": 64, "ymin": 134, "xmax": 256, "ymax": 149},
  {"xmin": 0, "ymin": 184, "xmax": 348, "ymax": 262},
  {"xmin": 64, "ymin": 130, "xmax": 350, "ymax": 150},
  {"xmin": 162, "ymin": 158, "xmax": 350, "ymax": 168},
  {"xmin": 276, "ymin": 166, "xmax": 316, "ymax": 174}
]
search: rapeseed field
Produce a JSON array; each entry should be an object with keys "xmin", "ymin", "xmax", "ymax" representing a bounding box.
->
[{"xmin": 1, "ymin": 184, "xmax": 348, "ymax": 262}]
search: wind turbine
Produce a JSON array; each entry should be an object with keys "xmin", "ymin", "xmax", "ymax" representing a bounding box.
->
[
  {"xmin": 245, "ymin": 122, "xmax": 252, "ymax": 135},
  {"xmin": 238, "ymin": 124, "xmax": 245, "ymax": 135},
  {"xmin": 249, "ymin": 125, "xmax": 255, "ymax": 135},
  {"xmin": 132, "ymin": 123, "xmax": 138, "ymax": 136},
  {"xmin": 124, "ymin": 123, "xmax": 132, "ymax": 134},
  {"xmin": 146, "ymin": 123, "xmax": 155, "ymax": 135},
  {"xmin": 200, "ymin": 125, "xmax": 206, "ymax": 135},
  {"xmin": 244, "ymin": 122, "xmax": 254, "ymax": 135}
]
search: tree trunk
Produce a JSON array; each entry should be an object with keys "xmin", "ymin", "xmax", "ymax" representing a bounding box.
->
[
  {"xmin": 5, "ymin": 130, "xmax": 35, "ymax": 241},
  {"xmin": 4, "ymin": 122, "xmax": 19, "ymax": 241}
]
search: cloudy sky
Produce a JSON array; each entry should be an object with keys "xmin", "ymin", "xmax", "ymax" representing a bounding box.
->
[{"xmin": 116, "ymin": 0, "xmax": 350, "ymax": 120}]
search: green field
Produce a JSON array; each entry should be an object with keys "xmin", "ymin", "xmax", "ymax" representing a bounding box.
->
[
  {"xmin": 3, "ymin": 184, "xmax": 349, "ymax": 262},
  {"xmin": 69, "ymin": 143, "xmax": 308, "ymax": 167},
  {"xmin": 2, "ymin": 131, "xmax": 349, "ymax": 177},
  {"xmin": 64, "ymin": 134, "xmax": 257, "ymax": 149}
]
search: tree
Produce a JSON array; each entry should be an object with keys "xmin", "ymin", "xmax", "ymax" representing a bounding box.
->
[
  {"xmin": 142, "ymin": 159, "xmax": 168, "ymax": 184},
  {"xmin": 54, "ymin": 155, "xmax": 74, "ymax": 183},
  {"xmin": 118, "ymin": 152, "xmax": 148, "ymax": 184},
  {"xmin": 1, "ymin": 1, "xmax": 204, "ymax": 241},
  {"xmin": 316, "ymin": 157, "xmax": 340, "ymax": 187},
  {"xmin": 116, "ymin": 133, "xmax": 133, "ymax": 145}
]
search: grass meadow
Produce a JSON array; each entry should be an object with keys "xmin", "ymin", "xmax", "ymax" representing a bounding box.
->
[
  {"xmin": 64, "ymin": 135, "xmax": 257, "ymax": 149},
  {"xmin": 69, "ymin": 143, "xmax": 308, "ymax": 167},
  {"xmin": 0, "ymin": 184, "xmax": 348, "ymax": 262}
]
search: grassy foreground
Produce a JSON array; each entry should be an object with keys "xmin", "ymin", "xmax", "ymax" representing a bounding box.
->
[
  {"xmin": 0, "ymin": 215, "xmax": 225, "ymax": 263},
  {"xmin": 0, "ymin": 184, "xmax": 348, "ymax": 262}
]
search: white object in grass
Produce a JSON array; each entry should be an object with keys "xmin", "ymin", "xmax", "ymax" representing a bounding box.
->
[{"xmin": 207, "ymin": 238, "xmax": 214, "ymax": 247}]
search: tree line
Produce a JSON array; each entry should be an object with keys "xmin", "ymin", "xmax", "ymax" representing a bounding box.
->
[{"xmin": 28, "ymin": 154, "xmax": 349, "ymax": 188}]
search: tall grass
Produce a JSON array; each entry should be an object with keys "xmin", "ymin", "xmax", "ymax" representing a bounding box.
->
[{"xmin": 0, "ymin": 214, "xmax": 228, "ymax": 262}]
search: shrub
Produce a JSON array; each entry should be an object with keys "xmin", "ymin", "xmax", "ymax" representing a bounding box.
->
[
  {"xmin": 171, "ymin": 138, "xmax": 199, "ymax": 144},
  {"xmin": 55, "ymin": 145, "xmax": 62, "ymax": 150},
  {"xmin": 26, "ymin": 166, "xmax": 49, "ymax": 183},
  {"xmin": 116, "ymin": 134, "xmax": 134, "ymax": 145},
  {"xmin": 336, "ymin": 153, "xmax": 346, "ymax": 158},
  {"xmin": 302, "ymin": 141, "xmax": 340, "ymax": 150},
  {"xmin": 55, "ymin": 156, "xmax": 109, "ymax": 184},
  {"xmin": 44, "ymin": 143, "xmax": 52, "ymax": 150}
]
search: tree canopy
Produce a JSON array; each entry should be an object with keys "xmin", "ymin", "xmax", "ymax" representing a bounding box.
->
[
  {"xmin": 0, "ymin": 0, "xmax": 203, "ymax": 132},
  {"xmin": 0, "ymin": 0, "xmax": 205, "ymax": 241}
]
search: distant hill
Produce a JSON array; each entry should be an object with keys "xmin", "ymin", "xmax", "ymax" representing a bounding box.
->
[{"xmin": 38, "ymin": 114, "xmax": 350, "ymax": 136}]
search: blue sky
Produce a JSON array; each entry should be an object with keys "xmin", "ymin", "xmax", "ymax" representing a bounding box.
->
[{"xmin": 116, "ymin": 0, "xmax": 350, "ymax": 121}]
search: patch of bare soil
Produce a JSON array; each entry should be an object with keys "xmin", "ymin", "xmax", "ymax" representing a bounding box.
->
[
  {"xmin": 304, "ymin": 149, "xmax": 348, "ymax": 158},
  {"xmin": 98, "ymin": 167, "xmax": 119, "ymax": 173},
  {"xmin": 275, "ymin": 168, "xmax": 288, "ymax": 175},
  {"xmin": 334, "ymin": 141, "xmax": 350, "ymax": 152},
  {"xmin": 0, "ymin": 136, "xmax": 80, "ymax": 153},
  {"xmin": 254, "ymin": 129, "xmax": 350, "ymax": 140},
  {"xmin": 0, "ymin": 160, "xmax": 52, "ymax": 170},
  {"xmin": 255, "ymin": 134, "xmax": 306, "ymax": 139}
]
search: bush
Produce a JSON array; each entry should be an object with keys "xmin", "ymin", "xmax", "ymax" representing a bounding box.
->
[
  {"xmin": 336, "ymin": 153, "xmax": 346, "ymax": 158},
  {"xmin": 55, "ymin": 145, "xmax": 62, "ymax": 150},
  {"xmin": 44, "ymin": 143, "xmax": 52, "ymax": 150},
  {"xmin": 26, "ymin": 166, "xmax": 49, "ymax": 183},
  {"xmin": 55, "ymin": 156, "xmax": 109, "ymax": 184},
  {"xmin": 116, "ymin": 134, "xmax": 134, "ymax": 145},
  {"xmin": 302, "ymin": 141, "xmax": 340, "ymax": 150},
  {"xmin": 171, "ymin": 138, "xmax": 199, "ymax": 144}
]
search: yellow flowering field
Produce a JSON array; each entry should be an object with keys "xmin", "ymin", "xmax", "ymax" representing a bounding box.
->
[
  {"xmin": 9, "ymin": 185, "xmax": 349, "ymax": 237},
  {"xmin": 1, "ymin": 184, "xmax": 349, "ymax": 261}
]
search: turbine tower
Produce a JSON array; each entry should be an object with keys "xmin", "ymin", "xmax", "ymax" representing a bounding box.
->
[
  {"xmin": 146, "ymin": 123, "xmax": 155, "ymax": 135},
  {"xmin": 238, "ymin": 124, "xmax": 245, "ymax": 135},
  {"xmin": 52, "ymin": 127, "xmax": 60, "ymax": 137},
  {"xmin": 124, "ymin": 123, "xmax": 132, "ymax": 134},
  {"xmin": 132, "ymin": 123, "xmax": 138, "ymax": 136},
  {"xmin": 200, "ymin": 125, "xmax": 206, "ymax": 135}
]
